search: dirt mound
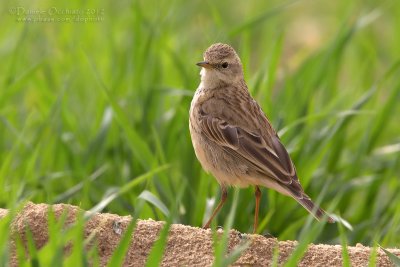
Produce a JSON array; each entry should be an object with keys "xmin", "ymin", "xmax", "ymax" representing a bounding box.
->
[{"xmin": 1, "ymin": 202, "xmax": 399, "ymax": 266}]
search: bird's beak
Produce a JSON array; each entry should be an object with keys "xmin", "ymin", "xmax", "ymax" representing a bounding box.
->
[{"xmin": 196, "ymin": 61, "xmax": 212, "ymax": 69}]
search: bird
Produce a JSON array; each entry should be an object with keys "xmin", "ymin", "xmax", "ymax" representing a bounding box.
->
[{"xmin": 189, "ymin": 43, "xmax": 334, "ymax": 233}]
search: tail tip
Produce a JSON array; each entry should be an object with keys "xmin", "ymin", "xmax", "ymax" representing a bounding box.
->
[{"xmin": 326, "ymin": 215, "xmax": 336, "ymax": 223}]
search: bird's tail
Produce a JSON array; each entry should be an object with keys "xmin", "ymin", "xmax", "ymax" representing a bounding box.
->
[{"xmin": 295, "ymin": 194, "xmax": 335, "ymax": 223}]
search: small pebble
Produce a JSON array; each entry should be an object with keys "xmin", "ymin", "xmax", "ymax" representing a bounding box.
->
[{"xmin": 112, "ymin": 220, "xmax": 123, "ymax": 235}]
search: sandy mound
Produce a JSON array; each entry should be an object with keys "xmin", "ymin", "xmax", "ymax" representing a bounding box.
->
[{"xmin": 1, "ymin": 202, "xmax": 399, "ymax": 266}]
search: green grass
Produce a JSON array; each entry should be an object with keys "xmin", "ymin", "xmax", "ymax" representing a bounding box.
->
[{"xmin": 1, "ymin": 0, "xmax": 400, "ymax": 265}]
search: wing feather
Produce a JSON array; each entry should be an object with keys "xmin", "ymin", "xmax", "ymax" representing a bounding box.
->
[{"xmin": 199, "ymin": 115, "xmax": 297, "ymax": 185}]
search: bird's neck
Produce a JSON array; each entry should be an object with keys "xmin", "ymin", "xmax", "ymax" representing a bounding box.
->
[
  {"xmin": 200, "ymin": 69, "xmax": 221, "ymax": 89},
  {"xmin": 200, "ymin": 69, "xmax": 241, "ymax": 90}
]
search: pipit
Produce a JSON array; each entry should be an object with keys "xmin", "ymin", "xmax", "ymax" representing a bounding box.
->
[{"xmin": 189, "ymin": 43, "xmax": 334, "ymax": 233}]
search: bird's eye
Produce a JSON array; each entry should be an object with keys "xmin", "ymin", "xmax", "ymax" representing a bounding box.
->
[{"xmin": 221, "ymin": 62, "xmax": 229, "ymax": 68}]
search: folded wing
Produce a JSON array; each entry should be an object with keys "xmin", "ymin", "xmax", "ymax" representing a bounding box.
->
[{"xmin": 200, "ymin": 115, "xmax": 298, "ymax": 187}]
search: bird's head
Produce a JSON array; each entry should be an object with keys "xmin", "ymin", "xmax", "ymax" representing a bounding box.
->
[{"xmin": 197, "ymin": 43, "xmax": 244, "ymax": 86}]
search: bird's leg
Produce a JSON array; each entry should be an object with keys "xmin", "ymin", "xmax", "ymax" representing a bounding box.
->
[
  {"xmin": 203, "ymin": 186, "xmax": 228, "ymax": 229},
  {"xmin": 253, "ymin": 186, "xmax": 261, "ymax": 234}
]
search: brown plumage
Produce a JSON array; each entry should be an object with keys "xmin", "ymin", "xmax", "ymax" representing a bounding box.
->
[{"xmin": 189, "ymin": 43, "xmax": 334, "ymax": 233}]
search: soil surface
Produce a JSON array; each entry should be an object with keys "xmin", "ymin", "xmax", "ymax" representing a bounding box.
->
[{"xmin": 1, "ymin": 202, "xmax": 399, "ymax": 266}]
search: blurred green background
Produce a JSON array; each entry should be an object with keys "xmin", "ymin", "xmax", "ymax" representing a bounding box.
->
[{"xmin": 1, "ymin": 0, "xmax": 400, "ymax": 249}]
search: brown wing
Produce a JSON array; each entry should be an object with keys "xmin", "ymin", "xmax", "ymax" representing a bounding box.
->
[{"xmin": 199, "ymin": 115, "xmax": 298, "ymax": 186}]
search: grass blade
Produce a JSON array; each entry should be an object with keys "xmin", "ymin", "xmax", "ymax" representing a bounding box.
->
[
  {"xmin": 138, "ymin": 190, "xmax": 170, "ymax": 217},
  {"xmin": 106, "ymin": 219, "xmax": 137, "ymax": 267},
  {"xmin": 88, "ymin": 165, "xmax": 169, "ymax": 215},
  {"xmin": 379, "ymin": 246, "xmax": 400, "ymax": 267}
]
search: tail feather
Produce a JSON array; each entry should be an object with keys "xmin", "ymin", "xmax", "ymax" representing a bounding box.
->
[
  {"xmin": 282, "ymin": 177, "xmax": 335, "ymax": 223},
  {"xmin": 296, "ymin": 194, "xmax": 335, "ymax": 223}
]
